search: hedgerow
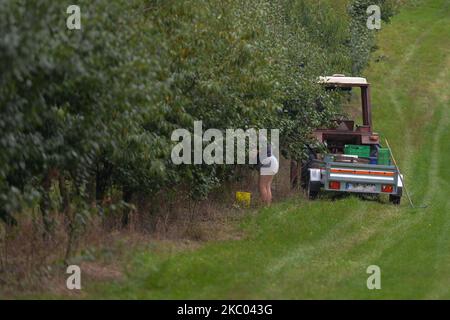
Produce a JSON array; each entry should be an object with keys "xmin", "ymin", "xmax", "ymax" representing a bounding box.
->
[{"xmin": 0, "ymin": 0, "xmax": 398, "ymax": 237}]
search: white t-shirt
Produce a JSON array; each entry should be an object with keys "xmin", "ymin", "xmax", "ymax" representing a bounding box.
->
[{"xmin": 260, "ymin": 155, "xmax": 279, "ymax": 176}]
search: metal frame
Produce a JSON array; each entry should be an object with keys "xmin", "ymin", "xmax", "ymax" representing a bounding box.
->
[
  {"xmin": 313, "ymin": 79, "xmax": 377, "ymax": 147},
  {"xmin": 303, "ymin": 75, "xmax": 403, "ymax": 200},
  {"xmin": 323, "ymin": 161, "xmax": 398, "ymax": 194}
]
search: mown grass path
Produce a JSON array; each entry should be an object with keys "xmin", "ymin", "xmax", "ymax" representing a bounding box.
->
[{"xmin": 85, "ymin": 0, "xmax": 450, "ymax": 299}]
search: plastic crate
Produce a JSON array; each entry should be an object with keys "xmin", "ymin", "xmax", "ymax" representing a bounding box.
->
[
  {"xmin": 378, "ymin": 148, "xmax": 391, "ymax": 158},
  {"xmin": 344, "ymin": 144, "xmax": 370, "ymax": 158},
  {"xmin": 377, "ymin": 148, "xmax": 391, "ymax": 165}
]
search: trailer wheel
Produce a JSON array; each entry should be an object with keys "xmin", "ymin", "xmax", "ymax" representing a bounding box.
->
[
  {"xmin": 389, "ymin": 187, "xmax": 402, "ymax": 205},
  {"xmin": 307, "ymin": 181, "xmax": 320, "ymax": 200},
  {"xmin": 389, "ymin": 195, "xmax": 401, "ymax": 205},
  {"xmin": 300, "ymin": 147, "xmax": 318, "ymax": 189}
]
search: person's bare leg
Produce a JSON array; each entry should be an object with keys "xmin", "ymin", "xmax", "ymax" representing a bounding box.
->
[
  {"xmin": 259, "ymin": 175, "xmax": 267, "ymax": 204},
  {"xmin": 260, "ymin": 175, "xmax": 273, "ymax": 205},
  {"xmin": 266, "ymin": 175, "xmax": 274, "ymax": 205}
]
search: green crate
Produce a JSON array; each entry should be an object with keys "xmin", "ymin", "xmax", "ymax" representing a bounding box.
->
[
  {"xmin": 378, "ymin": 148, "xmax": 391, "ymax": 159},
  {"xmin": 377, "ymin": 148, "xmax": 391, "ymax": 165},
  {"xmin": 344, "ymin": 144, "xmax": 370, "ymax": 158},
  {"xmin": 378, "ymin": 157, "xmax": 391, "ymax": 165}
]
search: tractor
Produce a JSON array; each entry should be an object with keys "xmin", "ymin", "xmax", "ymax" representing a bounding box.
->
[{"xmin": 302, "ymin": 75, "xmax": 402, "ymax": 204}]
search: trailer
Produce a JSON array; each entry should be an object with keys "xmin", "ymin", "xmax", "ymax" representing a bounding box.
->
[{"xmin": 302, "ymin": 75, "xmax": 403, "ymax": 204}]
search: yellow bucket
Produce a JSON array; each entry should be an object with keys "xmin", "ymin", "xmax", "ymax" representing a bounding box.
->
[{"xmin": 236, "ymin": 191, "xmax": 251, "ymax": 208}]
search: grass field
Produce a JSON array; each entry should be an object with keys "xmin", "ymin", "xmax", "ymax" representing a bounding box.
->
[{"xmin": 80, "ymin": 0, "xmax": 450, "ymax": 299}]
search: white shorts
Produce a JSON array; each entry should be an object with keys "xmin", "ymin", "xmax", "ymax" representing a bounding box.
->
[{"xmin": 260, "ymin": 156, "xmax": 279, "ymax": 176}]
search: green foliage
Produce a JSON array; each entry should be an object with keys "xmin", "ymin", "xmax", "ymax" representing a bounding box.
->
[
  {"xmin": 348, "ymin": 0, "xmax": 398, "ymax": 73},
  {"xmin": 65, "ymin": 0, "xmax": 450, "ymax": 299},
  {"xmin": 0, "ymin": 0, "xmax": 396, "ymax": 223}
]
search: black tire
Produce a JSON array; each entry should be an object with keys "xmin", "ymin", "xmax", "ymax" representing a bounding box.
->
[
  {"xmin": 389, "ymin": 187, "xmax": 402, "ymax": 205},
  {"xmin": 389, "ymin": 195, "xmax": 401, "ymax": 205},
  {"xmin": 307, "ymin": 181, "xmax": 321, "ymax": 200},
  {"xmin": 300, "ymin": 146, "xmax": 318, "ymax": 189}
]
